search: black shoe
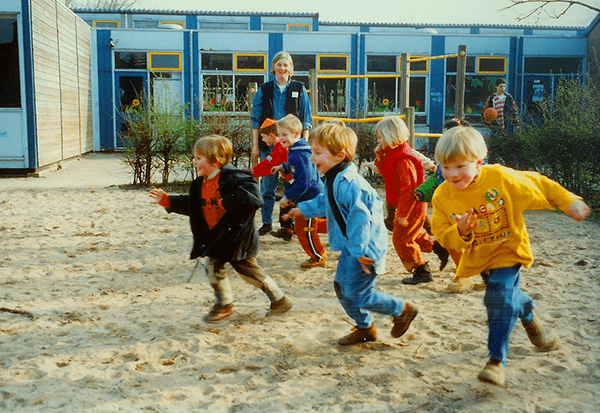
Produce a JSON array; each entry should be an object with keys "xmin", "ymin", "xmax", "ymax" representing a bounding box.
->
[
  {"xmin": 270, "ymin": 228, "xmax": 293, "ymax": 242},
  {"xmin": 432, "ymin": 241, "xmax": 450, "ymax": 271},
  {"xmin": 258, "ymin": 224, "xmax": 273, "ymax": 236},
  {"xmin": 402, "ymin": 263, "xmax": 433, "ymax": 285}
]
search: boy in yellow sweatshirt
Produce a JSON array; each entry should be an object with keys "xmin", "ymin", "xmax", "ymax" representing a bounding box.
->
[{"xmin": 431, "ymin": 126, "xmax": 590, "ymax": 387}]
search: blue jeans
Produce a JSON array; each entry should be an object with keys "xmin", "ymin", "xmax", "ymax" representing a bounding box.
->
[
  {"xmin": 334, "ymin": 249, "xmax": 404, "ymax": 329},
  {"xmin": 259, "ymin": 147, "xmax": 278, "ymax": 225},
  {"xmin": 482, "ymin": 264, "xmax": 534, "ymax": 365}
]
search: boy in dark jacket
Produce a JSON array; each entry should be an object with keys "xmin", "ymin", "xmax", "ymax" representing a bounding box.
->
[{"xmin": 150, "ymin": 135, "xmax": 292, "ymax": 323}]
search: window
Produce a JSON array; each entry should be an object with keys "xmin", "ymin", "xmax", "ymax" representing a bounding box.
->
[
  {"xmin": 409, "ymin": 56, "xmax": 429, "ymax": 73},
  {"xmin": 446, "ymin": 56, "xmax": 476, "ymax": 73},
  {"xmin": 94, "ymin": 20, "xmax": 119, "ymax": 28},
  {"xmin": 0, "ymin": 15, "xmax": 20, "ymax": 108},
  {"xmin": 524, "ymin": 57, "xmax": 582, "ymax": 74},
  {"xmin": 366, "ymin": 54, "xmax": 427, "ymax": 115},
  {"xmin": 115, "ymin": 52, "xmax": 147, "ymax": 70},
  {"xmin": 235, "ymin": 54, "xmax": 266, "ymax": 72},
  {"xmin": 367, "ymin": 55, "xmax": 396, "ymax": 72},
  {"xmin": 149, "ymin": 53, "xmax": 182, "ymax": 71},
  {"xmin": 160, "ymin": 21, "xmax": 185, "ymax": 28},
  {"xmin": 202, "ymin": 53, "xmax": 233, "ymax": 71},
  {"xmin": 134, "ymin": 20, "xmax": 159, "ymax": 29},
  {"xmin": 446, "ymin": 55, "xmax": 506, "ymax": 117},
  {"xmin": 478, "ymin": 57, "xmax": 506, "ymax": 74},
  {"xmin": 318, "ymin": 55, "xmax": 348, "ymax": 72},
  {"xmin": 201, "ymin": 52, "xmax": 266, "ymax": 113},
  {"xmin": 290, "ymin": 54, "xmax": 316, "ymax": 72},
  {"xmin": 263, "ymin": 23, "xmax": 286, "ymax": 31},
  {"xmin": 288, "ymin": 24, "xmax": 311, "ymax": 32},
  {"xmin": 198, "ymin": 21, "xmax": 248, "ymax": 31}
]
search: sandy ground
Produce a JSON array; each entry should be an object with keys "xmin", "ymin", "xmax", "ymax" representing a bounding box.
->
[{"xmin": 1, "ymin": 155, "xmax": 599, "ymax": 412}]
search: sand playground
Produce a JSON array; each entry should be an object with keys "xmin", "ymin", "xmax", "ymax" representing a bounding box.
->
[{"xmin": 1, "ymin": 153, "xmax": 599, "ymax": 412}]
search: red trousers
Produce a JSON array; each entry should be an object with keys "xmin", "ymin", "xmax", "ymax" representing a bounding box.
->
[
  {"xmin": 294, "ymin": 216, "xmax": 327, "ymax": 262},
  {"xmin": 392, "ymin": 201, "xmax": 433, "ymax": 272}
]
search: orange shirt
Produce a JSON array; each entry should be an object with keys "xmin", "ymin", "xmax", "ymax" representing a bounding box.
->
[{"xmin": 201, "ymin": 173, "xmax": 225, "ymax": 230}]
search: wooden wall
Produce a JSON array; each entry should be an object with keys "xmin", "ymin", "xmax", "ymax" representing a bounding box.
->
[{"xmin": 30, "ymin": 0, "xmax": 92, "ymax": 168}]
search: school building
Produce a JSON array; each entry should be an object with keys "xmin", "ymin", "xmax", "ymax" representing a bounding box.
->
[{"xmin": 1, "ymin": 0, "xmax": 598, "ymax": 172}]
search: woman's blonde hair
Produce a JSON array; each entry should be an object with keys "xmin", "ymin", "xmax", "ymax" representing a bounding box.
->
[
  {"xmin": 193, "ymin": 135, "xmax": 232, "ymax": 167},
  {"xmin": 271, "ymin": 51, "xmax": 294, "ymax": 77},
  {"xmin": 308, "ymin": 122, "xmax": 357, "ymax": 162},
  {"xmin": 373, "ymin": 116, "xmax": 409, "ymax": 148},
  {"xmin": 434, "ymin": 126, "xmax": 488, "ymax": 165}
]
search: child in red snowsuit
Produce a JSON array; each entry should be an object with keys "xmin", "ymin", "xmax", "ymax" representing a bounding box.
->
[{"xmin": 373, "ymin": 116, "xmax": 446, "ymax": 284}]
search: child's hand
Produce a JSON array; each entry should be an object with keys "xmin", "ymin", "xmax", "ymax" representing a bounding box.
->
[
  {"xmin": 568, "ymin": 200, "xmax": 591, "ymax": 222},
  {"xmin": 282, "ymin": 207, "xmax": 303, "ymax": 221},
  {"xmin": 357, "ymin": 256, "xmax": 375, "ymax": 274},
  {"xmin": 270, "ymin": 165, "xmax": 281, "ymax": 175},
  {"xmin": 149, "ymin": 188, "xmax": 170, "ymax": 209},
  {"xmin": 280, "ymin": 198, "xmax": 295, "ymax": 209},
  {"xmin": 454, "ymin": 208, "xmax": 478, "ymax": 238}
]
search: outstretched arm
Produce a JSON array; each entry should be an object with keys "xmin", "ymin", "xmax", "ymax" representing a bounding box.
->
[{"xmin": 149, "ymin": 188, "xmax": 170, "ymax": 209}]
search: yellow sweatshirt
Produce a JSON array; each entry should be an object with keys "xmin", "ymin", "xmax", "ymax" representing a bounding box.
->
[{"xmin": 431, "ymin": 165, "xmax": 581, "ymax": 279}]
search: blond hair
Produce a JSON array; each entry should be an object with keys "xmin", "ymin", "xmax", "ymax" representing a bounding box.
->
[
  {"xmin": 308, "ymin": 122, "xmax": 357, "ymax": 162},
  {"xmin": 373, "ymin": 116, "xmax": 409, "ymax": 148},
  {"xmin": 434, "ymin": 126, "xmax": 488, "ymax": 165},
  {"xmin": 271, "ymin": 51, "xmax": 294, "ymax": 77},
  {"xmin": 277, "ymin": 114, "xmax": 303, "ymax": 134},
  {"xmin": 193, "ymin": 135, "xmax": 232, "ymax": 167}
]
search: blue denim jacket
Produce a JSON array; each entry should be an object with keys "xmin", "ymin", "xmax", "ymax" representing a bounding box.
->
[{"xmin": 297, "ymin": 163, "xmax": 387, "ymax": 274}]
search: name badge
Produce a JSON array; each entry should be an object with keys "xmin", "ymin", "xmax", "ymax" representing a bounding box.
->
[{"xmin": 292, "ymin": 91, "xmax": 299, "ymax": 98}]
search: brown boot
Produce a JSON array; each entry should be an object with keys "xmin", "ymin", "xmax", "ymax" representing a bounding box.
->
[
  {"xmin": 522, "ymin": 313, "xmax": 562, "ymax": 351},
  {"xmin": 477, "ymin": 359, "xmax": 505, "ymax": 387},
  {"xmin": 338, "ymin": 324, "xmax": 377, "ymax": 345},
  {"xmin": 203, "ymin": 304, "xmax": 234, "ymax": 323},
  {"xmin": 265, "ymin": 296, "xmax": 292, "ymax": 317},
  {"xmin": 391, "ymin": 302, "xmax": 418, "ymax": 338}
]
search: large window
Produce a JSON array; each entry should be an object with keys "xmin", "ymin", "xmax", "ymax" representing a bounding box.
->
[
  {"xmin": 366, "ymin": 54, "xmax": 427, "ymax": 116},
  {"xmin": 201, "ymin": 52, "xmax": 265, "ymax": 112},
  {"xmin": 445, "ymin": 55, "xmax": 507, "ymax": 118},
  {"xmin": 0, "ymin": 15, "xmax": 20, "ymax": 108},
  {"xmin": 524, "ymin": 57, "xmax": 582, "ymax": 74}
]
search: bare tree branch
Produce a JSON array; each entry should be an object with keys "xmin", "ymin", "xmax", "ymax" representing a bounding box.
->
[{"xmin": 501, "ymin": 0, "xmax": 600, "ymax": 22}]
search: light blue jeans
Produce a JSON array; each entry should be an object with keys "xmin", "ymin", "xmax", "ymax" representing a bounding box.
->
[
  {"xmin": 259, "ymin": 147, "xmax": 278, "ymax": 226},
  {"xmin": 482, "ymin": 264, "xmax": 534, "ymax": 366},
  {"xmin": 334, "ymin": 249, "xmax": 404, "ymax": 329}
]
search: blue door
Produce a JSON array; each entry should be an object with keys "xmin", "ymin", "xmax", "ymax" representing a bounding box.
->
[{"xmin": 114, "ymin": 72, "xmax": 147, "ymax": 148}]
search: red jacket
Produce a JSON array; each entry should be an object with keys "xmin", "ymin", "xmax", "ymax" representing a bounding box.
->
[
  {"xmin": 252, "ymin": 142, "xmax": 290, "ymax": 180},
  {"xmin": 374, "ymin": 142, "xmax": 425, "ymax": 216}
]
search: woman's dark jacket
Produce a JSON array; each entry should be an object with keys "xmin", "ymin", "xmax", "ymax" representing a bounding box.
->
[{"xmin": 167, "ymin": 164, "xmax": 263, "ymax": 262}]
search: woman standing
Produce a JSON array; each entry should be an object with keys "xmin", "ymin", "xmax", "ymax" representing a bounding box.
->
[{"xmin": 251, "ymin": 52, "xmax": 313, "ymax": 236}]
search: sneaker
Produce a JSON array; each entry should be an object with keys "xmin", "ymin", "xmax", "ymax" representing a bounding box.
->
[
  {"xmin": 432, "ymin": 241, "xmax": 450, "ymax": 271},
  {"xmin": 265, "ymin": 296, "xmax": 292, "ymax": 317},
  {"xmin": 402, "ymin": 263, "xmax": 433, "ymax": 285},
  {"xmin": 300, "ymin": 258, "xmax": 326, "ymax": 269},
  {"xmin": 270, "ymin": 228, "xmax": 293, "ymax": 242},
  {"xmin": 203, "ymin": 304, "xmax": 233, "ymax": 323},
  {"xmin": 391, "ymin": 302, "xmax": 418, "ymax": 338},
  {"xmin": 338, "ymin": 324, "xmax": 377, "ymax": 345},
  {"xmin": 522, "ymin": 313, "xmax": 562, "ymax": 351},
  {"xmin": 477, "ymin": 359, "xmax": 505, "ymax": 387},
  {"xmin": 258, "ymin": 224, "xmax": 273, "ymax": 236}
]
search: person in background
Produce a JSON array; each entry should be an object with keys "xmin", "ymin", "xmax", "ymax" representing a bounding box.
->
[
  {"xmin": 484, "ymin": 77, "xmax": 519, "ymax": 134},
  {"xmin": 251, "ymin": 52, "xmax": 312, "ymax": 236}
]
